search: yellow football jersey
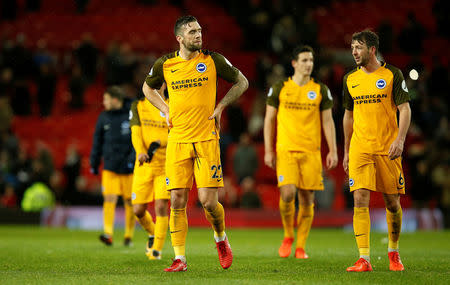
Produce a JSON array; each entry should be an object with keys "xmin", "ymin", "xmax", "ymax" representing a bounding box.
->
[
  {"xmin": 267, "ymin": 77, "xmax": 333, "ymax": 152},
  {"xmin": 343, "ymin": 62, "xmax": 410, "ymax": 154},
  {"xmin": 130, "ymin": 98, "xmax": 168, "ymax": 167},
  {"xmin": 145, "ymin": 50, "xmax": 239, "ymax": 143}
]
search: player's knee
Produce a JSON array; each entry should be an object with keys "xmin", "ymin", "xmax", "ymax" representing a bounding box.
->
[
  {"xmin": 201, "ymin": 200, "xmax": 217, "ymax": 212},
  {"xmin": 133, "ymin": 205, "xmax": 145, "ymax": 218},
  {"xmin": 154, "ymin": 201, "xmax": 168, "ymax": 216},
  {"xmin": 385, "ymin": 200, "xmax": 401, "ymax": 212}
]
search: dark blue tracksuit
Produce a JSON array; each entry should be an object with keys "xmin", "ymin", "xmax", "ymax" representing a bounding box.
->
[{"xmin": 90, "ymin": 108, "xmax": 135, "ymax": 174}]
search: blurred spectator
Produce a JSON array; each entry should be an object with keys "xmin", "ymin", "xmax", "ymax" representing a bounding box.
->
[
  {"xmin": 233, "ymin": 133, "xmax": 258, "ymax": 184},
  {"xmin": 240, "ymin": 177, "xmax": 261, "ymax": 209},
  {"xmin": 433, "ymin": 0, "xmax": 450, "ymax": 38},
  {"xmin": 218, "ymin": 177, "xmax": 239, "ymax": 208},
  {"xmin": 227, "ymin": 100, "xmax": 247, "ymax": 143},
  {"xmin": 297, "ymin": 8, "xmax": 318, "ymax": 50},
  {"xmin": 271, "ymin": 15, "xmax": 298, "ymax": 58},
  {"xmin": 68, "ymin": 65, "xmax": 86, "ymax": 109},
  {"xmin": 397, "ymin": 12, "xmax": 425, "ymax": 55},
  {"xmin": 0, "ymin": 183, "xmax": 17, "ymax": 208},
  {"xmin": 104, "ymin": 41, "xmax": 121, "ymax": 85},
  {"xmin": 31, "ymin": 142, "xmax": 54, "ymax": 185},
  {"xmin": 74, "ymin": 33, "xmax": 98, "ymax": 83},
  {"xmin": 377, "ymin": 19, "xmax": 394, "ymax": 53},
  {"xmin": 62, "ymin": 144, "xmax": 81, "ymax": 205},
  {"xmin": 36, "ymin": 63, "xmax": 57, "ymax": 117}
]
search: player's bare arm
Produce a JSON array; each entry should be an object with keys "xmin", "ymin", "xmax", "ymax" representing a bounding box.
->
[
  {"xmin": 388, "ymin": 102, "xmax": 411, "ymax": 160},
  {"xmin": 208, "ymin": 71, "xmax": 248, "ymax": 130},
  {"xmin": 142, "ymin": 82, "xmax": 171, "ymax": 127},
  {"xmin": 263, "ymin": 105, "xmax": 277, "ymax": 169},
  {"xmin": 321, "ymin": 109, "xmax": 338, "ymax": 170},
  {"xmin": 343, "ymin": 110, "xmax": 354, "ymax": 174}
]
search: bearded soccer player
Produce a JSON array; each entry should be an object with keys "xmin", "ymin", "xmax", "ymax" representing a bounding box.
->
[
  {"xmin": 130, "ymin": 84, "xmax": 170, "ymax": 260},
  {"xmin": 264, "ymin": 45, "xmax": 338, "ymax": 259},
  {"xmin": 142, "ymin": 15, "xmax": 248, "ymax": 272},
  {"xmin": 90, "ymin": 86, "xmax": 136, "ymax": 246},
  {"xmin": 343, "ymin": 30, "xmax": 411, "ymax": 272}
]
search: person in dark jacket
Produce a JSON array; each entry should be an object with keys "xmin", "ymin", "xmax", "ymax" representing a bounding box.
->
[{"xmin": 90, "ymin": 86, "xmax": 135, "ymax": 246}]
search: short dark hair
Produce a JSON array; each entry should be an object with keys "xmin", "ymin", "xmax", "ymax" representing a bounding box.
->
[
  {"xmin": 352, "ymin": 30, "xmax": 379, "ymax": 54},
  {"xmin": 174, "ymin": 15, "xmax": 198, "ymax": 36},
  {"xmin": 105, "ymin": 86, "xmax": 124, "ymax": 101},
  {"xmin": 292, "ymin": 45, "xmax": 314, "ymax": 60}
]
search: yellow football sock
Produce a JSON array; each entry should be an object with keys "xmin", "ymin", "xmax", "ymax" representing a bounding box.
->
[
  {"xmin": 124, "ymin": 202, "xmax": 135, "ymax": 239},
  {"xmin": 153, "ymin": 215, "xmax": 169, "ymax": 251},
  {"xmin": 103, "ymin": 201, "xmax": 116, "ymax": 236},
  {"xmin": 386, "ymin": 207, "xmax": 402, "ymax": 250},
  {"xmin": 354, "ymin": 207, "xmax": 370, "ymax": 257},
  {"xmin": 138, "ymin": 211, "xmax": 155, "ymax": 236},
  {"xmin": 279, "ymin": 198, "xmax": 295, "ymax": 238},
  {"xmin": 170, "ymin": 208, "xmax": 187, "ymax": 257},
  {"xmin": 296, "ymin": 204, "xmax": 314, "ymax": 249},
  {"xmin": 204, "ymin": 202, "xmax": 225, "ymax": 238}
]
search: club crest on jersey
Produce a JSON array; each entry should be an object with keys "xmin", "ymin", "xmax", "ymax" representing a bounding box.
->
[
  {"xmin": 307, "ymin": 91, "xmax": 317, "ymax": 100},
  {"xmin": 349, "ymin": 178, "xmax": 354, "ymax": 187},
  {"xmin": 376, "ymin": 79, "xmax": 386, "ymax": 89},
  {"xmin": 165, "ymin": 177, "xmax": 170, "ymax": 186},
  {"xmin": 196, "ymin": 62, "xmax": 207, "ymax": 73}
]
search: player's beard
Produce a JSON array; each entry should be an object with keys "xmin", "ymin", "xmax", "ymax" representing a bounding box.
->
[
  {"xmin": 182, "ymin": 39, "xmax": 202, "ymax": 52},
  {"xmin": 356, "ymin": 52, "xmax": 370, "ymax": 67}
]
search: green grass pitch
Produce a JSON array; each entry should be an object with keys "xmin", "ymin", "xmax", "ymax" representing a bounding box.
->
[{"xmin": 1, "ymin": 226, "xmax": 449, "ymax": 284}]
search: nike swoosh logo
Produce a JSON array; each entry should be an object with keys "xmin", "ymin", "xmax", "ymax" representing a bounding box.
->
[
  {"xmin": 170, "ymin": 230, "xmax": 182, "ymax": 234},
  {"xmin": 355, "ymin": 234, "xmax": 365, "ymax": 237},
  {"xmin": 171, "ymin": 69, "xmax": 179, "ymax": 73},
  {"xmin": 352, "ymin": 84, "xmax": 360, "ymax": 88}
]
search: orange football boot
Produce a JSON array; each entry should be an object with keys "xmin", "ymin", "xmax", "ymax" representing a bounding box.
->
[
  {"xmin": 346, "ymin": 258, "xmax": 373, "ymax": 272},
  {"xmin": 294, "ymin": 248, "xmax": 309, "ymax": 259},
  {"xmin": 278, "ymin": 237, "xmax": 294, "ymax": 258},
  {"xmin": 388, "ymin": 251, "xmax": 404, "ymax": 271}
]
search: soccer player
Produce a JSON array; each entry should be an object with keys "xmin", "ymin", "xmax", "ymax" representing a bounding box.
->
[
  {"xmin": 90, "ymin": 86, "xmax": 136, "ymax": 246},
  {"xmin": 264, "ymin": 45, "xmax": 338, "ymax": 259},
  {"xmin": 343, "ymin": 30, "xmax": 411, "ymax": 272},
  {"xmin": 130, "ymin": 84, "xmax": 170, "ymax": 260},
  {"xmin": 142, "ymin": 15, "xmax": 249, "ymax": 272}
]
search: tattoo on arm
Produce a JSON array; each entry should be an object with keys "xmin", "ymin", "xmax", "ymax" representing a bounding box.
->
[{"xmin": 218, "ymin": 72, "xmax": 249, "ymax": 107}]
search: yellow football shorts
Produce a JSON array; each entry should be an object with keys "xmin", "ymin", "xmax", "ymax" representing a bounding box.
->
[
  {"xmin": 131, "ymin": 162, "xmax": 170, "ymax": 205},
  {"xmin": 276, "ymin": 150, "xmax": 324, "ymax": 190},
  {"xmin": 348, "ymin": 150, "xmax": 405, "ymax": 194},
  {"xmin": 165, "ymin": 139, "xmax": 224, "ymax": 190},
  {"xmin": 101, "ymin": 170, "xmax": 133, "ymax": 199}
]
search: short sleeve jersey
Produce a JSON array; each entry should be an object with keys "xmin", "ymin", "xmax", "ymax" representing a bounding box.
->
[
  {"xmin": 266, "ymin": 77, "xmax": 333, "ymax": 152},
  {"xmin": 145, "ymin": 50, "xmax": 239, "ymax": 143},
  {"xmin": 342, "ymin": 62, "xmax": 410, "ymax": 154},
  {"xmin": 130, "ymin": 99, "xmax": 169, "ymax": 168}
]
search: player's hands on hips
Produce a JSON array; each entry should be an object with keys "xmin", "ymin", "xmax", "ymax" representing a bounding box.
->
[
  {"xmin": 388, "ymin": 137, "xmax": 404, "ymax": 160},
  {"xmin": 138, "ymin": 153, "xmax": 150, "ymax": 166},
  {"xmin": 264, "ymin": 151, "xmax": 276, "ymax": 169},
  {"xmin": 209, "ymin": 104, "xmax": 224, "ymax": 132},
  {"xmin": 326, "ymin": 151, "xmax": 338, "ymax": 170},
  {"xmin": 343, "ymin": 152, "xmax": 349, "ymax": 175}
]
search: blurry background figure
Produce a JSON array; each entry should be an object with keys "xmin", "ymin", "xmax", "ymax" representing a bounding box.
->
[
  {"xmin": 219, "ymin": 177, "xmax": 239, "ymax": 208},
  {"xmin": 74, "ymin": 33, "xmax": 98, "ymax": 84},
  {"xmin": 68, "ymin": 65, "xmax": 86, "ymax": 110},
  {"xmin": 233, "ymin": 133, "xmax": 258, "ymax": 184},
  {"xmin": 1, "ymin": 183, "xmax": 17, "ymax": 208},
  {"xmin": 240, "ymin": 177, "xmax": 261, "ymax": 209},
  {"xmin": 62, "ymin": 144, "xmax": 81, "ymax": 205},
  {"xmin": 36, "ymin": 63, "xmax": 56, "ymax": 117}
]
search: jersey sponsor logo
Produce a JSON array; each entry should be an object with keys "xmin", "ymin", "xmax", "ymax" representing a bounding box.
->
[
  {"xmin": 283, "ymin": 101, "xmax": 316, "ymax": 110},
  {"xmin": 349, "ymin": 178, "xmax": 354, "ymax": 187},
  {"xmin": 196, "ymin": 62, "xmax": 207, "ymax": 73},
  {"xmin": 165, "ymin": 177, "xmax": 170, "ymax": 186},
  {"xmin": 267, "ymin": 87, "xmax": 273, "ymax": 97},
  {"xmin": 171, "ymin": 77, "xmax": 208, "ymax": 90},
  {"xmin": 278, "ymin": 175, "xmax": 284, "ymax": 182},
  {"xmin": 129, "ymin": 110, "xmax": 133, "ymax": 120},
  {"xmin": 307, "ymin": 91, "xmax": 317, "ymax": 100},
  {"xmin": 376, "ymin": 79, "xmax": 386, "ymax": 89},
  {"xmin": 353, "ymin": 94, "xmax": 388, "ymax": 105},
  {"xmin": 352, "ymin": 84, "xmax": 360, "ymax": 88},
  {"xmin": 131, "ymin": 192, "xmax": 136, "ymax": 200},
  {"xmin": 401, "ymin": 80, "xmax": 408, "ymax": 92}
]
